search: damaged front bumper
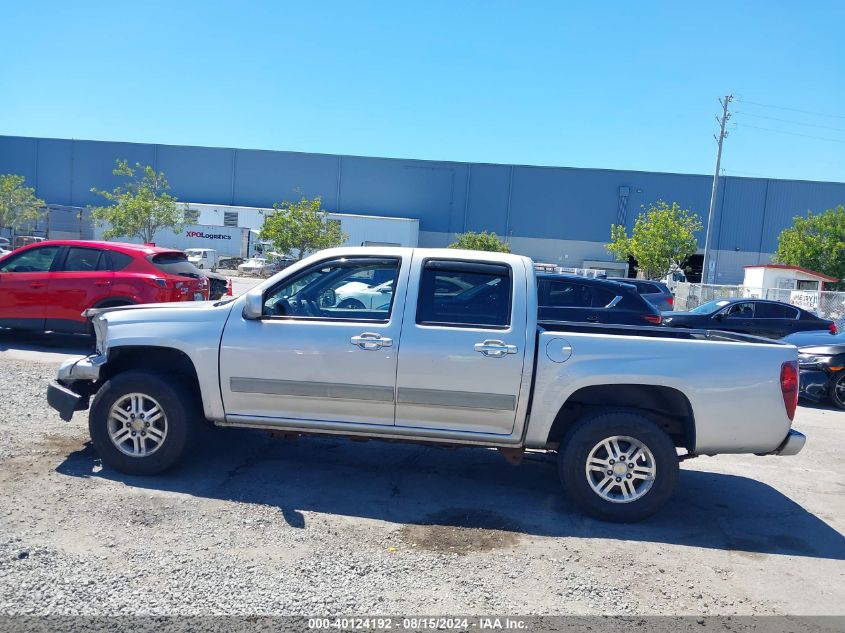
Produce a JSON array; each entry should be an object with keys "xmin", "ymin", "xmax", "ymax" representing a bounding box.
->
[
  {"xmin": 47, "ymin": 353, "xmax": 108, "ymax": 421},
  {"xmin": 47, "ymin": 381, "xmax": 89, "ymax": 422},
  {"xmin": 56, "ymin": 353, "xmax": 107, "ymax": 383}
]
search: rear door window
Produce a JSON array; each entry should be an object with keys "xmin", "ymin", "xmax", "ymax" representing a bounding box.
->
[
  {"xmin": 543, "ymin": 280, "xmax": 593, "ymax": 307},
  {"xmin": 417, "ymin": 260, "xmax": 512, "ymax": 328},
  {"xmin": 591, "ymin": 286, "xmax": 617, "ymax": 308},
  {"xmin": 63, "ymin": 247, "xmax": 105, "ymax": 272},
  {"xmin": 755, "ymin": 302, "xmax": 799, "ymax": 319}
]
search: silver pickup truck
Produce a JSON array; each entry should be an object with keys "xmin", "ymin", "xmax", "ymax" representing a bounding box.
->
[{"xmin": 47, "ymin": 247, "xmax": 805, "ymax": 522}]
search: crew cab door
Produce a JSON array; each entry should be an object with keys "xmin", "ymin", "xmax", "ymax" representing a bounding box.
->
[
  {"xmin": 394, "ymin": 255, "xmax": 529, "ymax": 435},
  {"xmin": 219, "ymin": 254, "xmax": 409, "ymax": 426}
]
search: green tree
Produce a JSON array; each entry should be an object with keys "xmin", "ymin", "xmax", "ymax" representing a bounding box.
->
[
  {"xmin": 90, "ymin": 160, "xmax": 185, "ymax": 243},
  {"xmin": 774, "ymin": 205, "xmax": 845, "ymax": 289},
  {"xmin": 606, "ymin": 200, "xmax": 702, "ymax": 280},
  {"xmin": 0, "ymin": 174, "xmax": 46, "ymax": 236},
  {"xmin": 449, "ymin": 230, "xmax": 511, "ymax": 253},
  {"xmin": 260, "ymin": 195, "xmax": 346, "ymax": 260}
]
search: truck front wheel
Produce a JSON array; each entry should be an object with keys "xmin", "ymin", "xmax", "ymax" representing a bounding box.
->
[
  {"xmin": 558, "ymin": 410, "xmax": 679, "ymax": 522},
  {"xmin": 88, "ymin": 371, "xmax": 194, "ymax": 475}
]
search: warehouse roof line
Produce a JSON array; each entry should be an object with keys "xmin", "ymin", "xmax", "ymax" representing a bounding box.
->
[{"xmin": 3, "ymin": 134, "xmax": 843, "ymax": 187}]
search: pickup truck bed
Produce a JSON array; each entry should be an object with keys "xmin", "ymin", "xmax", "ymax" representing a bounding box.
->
[{"xmin": 47, "ymin": 247, "xmax": 805, "ymax": 522}]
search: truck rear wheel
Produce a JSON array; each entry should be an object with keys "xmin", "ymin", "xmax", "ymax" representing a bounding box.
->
[
  {"xmin": 88, "ymin": 370, "xmax": 194, "ymax": 475},
  {"xmin": 558, "ymin": 410, "xmax": 678, "ymax": 522}
]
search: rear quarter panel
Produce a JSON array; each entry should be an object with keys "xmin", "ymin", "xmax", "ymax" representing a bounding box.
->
[{"xmin": 527, "ymin": 331, "xmax": 798, "ymax": 454}]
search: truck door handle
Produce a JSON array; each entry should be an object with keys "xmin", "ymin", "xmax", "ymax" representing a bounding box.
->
[
  {"xmin": 351, "ymin": 332, "xmax": 392, "ymax": 350},
  {"xmin": 29, "ymin": 282, "xmax": 46, "ymax": 289},
  {"xmin": 474, "ymin": 339, "xmax": 518, "ymax": 357},
  {"xmin": 94, "ymin": 280, "xmax": 111, "ymax": 287},
  {"xmin": 586, "ymin": 316, "xmax": 599, "ymax": 322}
]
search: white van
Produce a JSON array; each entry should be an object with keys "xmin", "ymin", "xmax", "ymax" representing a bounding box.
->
[{"xmin": 185, "ymin": 248, "xmax": 219, "ymax": 271}]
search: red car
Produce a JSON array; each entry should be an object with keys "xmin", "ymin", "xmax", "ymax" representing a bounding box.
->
[{"xmin": 0, "ymin": 240, "xmax": 209, "ymax": 334}]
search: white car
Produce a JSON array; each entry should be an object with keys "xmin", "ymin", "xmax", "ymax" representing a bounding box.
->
[
  {"xmin": 185, "ymin": 248, "xmax": 219, "ymax": 271},
  {"xmin": 237, "ymin": 257, "xmax": 275, "ymax": 277},
  {"xmin": 334, "ymin": 279, "xmax": 394, "ymax": 309}
]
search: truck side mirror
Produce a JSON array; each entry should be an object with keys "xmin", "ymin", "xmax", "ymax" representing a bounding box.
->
[{"xmin": 242, "ymin": 289, "xmax": 264, "ymax": 320}]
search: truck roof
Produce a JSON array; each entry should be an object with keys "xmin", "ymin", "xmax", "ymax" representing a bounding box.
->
[{"xmin": 311, "ymin": 246, "xmax": 532, "ymax": 267}]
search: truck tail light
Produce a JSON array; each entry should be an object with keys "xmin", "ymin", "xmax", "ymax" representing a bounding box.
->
[
  {"xmin": 780, "ymin": 361, "xmax": 799, "ymax": 421},
  {"xmin": 666, "ymin": 296, "xmax": 674, "ymax": 307},
  {"xmin": 226, "ymin": 278, "xmax": 233, "ymax": 296},
  {"xmin": 643, "ymin": 314, "xmax": 662, "ymax": 325},
  {"xmin": 830, "ymin": 322, "xmax": 838, "ymax": 334}
]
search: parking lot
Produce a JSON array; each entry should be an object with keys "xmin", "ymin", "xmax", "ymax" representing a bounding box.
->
[{"xmin": 0, "ymin": 331, "xmax": 843, "ymax": 615}]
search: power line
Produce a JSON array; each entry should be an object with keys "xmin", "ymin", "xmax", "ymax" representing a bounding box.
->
[
  {"xmin": 734, "ymin": 111, "xmax": 845, "ymax": 134},
  {"xmin": 735, "ymin": 98, "xmax": 845, "ymax": 120},
  {"xmin": 736, "ymin": 122, "xmax": 845, "ymax": 145}
]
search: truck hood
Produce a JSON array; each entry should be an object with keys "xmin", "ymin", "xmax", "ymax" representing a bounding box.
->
[
  {"xmin": 86, "ymin": 300, "xmax": 237, "ymax": 355},
  {"xmin": 84, "ymin": 301, "xmax": 223, "ymax": 318},
  {"xmin": 86, "ymin": 300, "xmax": 236, "ymax": 331}
]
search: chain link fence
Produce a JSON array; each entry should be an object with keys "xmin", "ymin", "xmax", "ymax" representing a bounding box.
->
[{"xmin": 671, "ymin": 282, "xmax": 845, "ymax": 330}]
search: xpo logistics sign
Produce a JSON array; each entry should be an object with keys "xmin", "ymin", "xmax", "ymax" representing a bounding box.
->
[{"xmin": 186, "ymin": 230, "xmax": 233, "ymax": 240}]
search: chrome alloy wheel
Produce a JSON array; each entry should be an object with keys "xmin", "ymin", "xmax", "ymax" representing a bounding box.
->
[
  {"xmin": 107, "ymin": 393, "xmax": 168, "ymax": 457},
  {"xmin": 585, "ymin": 435, "xmax": 657, "ymax": 503},
  {"xmin": 833, "ymin": 373, "xmax": 845, "ymax": 407}
]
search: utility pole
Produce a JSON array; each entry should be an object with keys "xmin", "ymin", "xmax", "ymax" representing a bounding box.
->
[{"xmin": 702, "ymin": 94, "xmax": 733, "ymax": 285}]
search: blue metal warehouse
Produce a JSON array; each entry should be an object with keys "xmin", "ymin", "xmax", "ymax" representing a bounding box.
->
[{"xmin": 1, "ymin": 134, "xmax": 844, "ymax": 283}]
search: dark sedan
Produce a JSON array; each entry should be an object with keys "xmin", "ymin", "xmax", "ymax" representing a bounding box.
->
[
  {"xmin": 783, "ymin": 330, "xmax": 845, "ymax": 409},
  {"xmin": 537, "ymin": 274, "xmax": 663, "ymax": 326},
  {"xmin": 663, "ymin": 298, "xmax": 836, "ymax": 339}
]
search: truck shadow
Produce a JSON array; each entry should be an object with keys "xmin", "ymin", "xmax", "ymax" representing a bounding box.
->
[
  {"xmin": 0, "ymin": 329, "xmax": 94, "ymax": 355},
  {"xmin": 56, "ymin": 428, "xmax": 845, "ymax": 560}
]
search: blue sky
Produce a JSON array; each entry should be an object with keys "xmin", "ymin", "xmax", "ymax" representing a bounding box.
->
[{"xmin": 2, "ymin": 1, "xmax": 843, "ymax": 181}]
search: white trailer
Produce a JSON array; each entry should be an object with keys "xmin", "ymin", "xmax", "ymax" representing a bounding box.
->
[
  {"xmin": 93, "ymin": 223, "xmax": 255, "ymax": 258},
  {"xmin": 183, "ymin": 203, "xmax": 420, "ymax": 248}
]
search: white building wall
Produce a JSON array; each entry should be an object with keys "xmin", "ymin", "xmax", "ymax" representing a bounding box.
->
[{"xmin": 742, "ymin": 267, "xmax": 766, "ymax": 288}]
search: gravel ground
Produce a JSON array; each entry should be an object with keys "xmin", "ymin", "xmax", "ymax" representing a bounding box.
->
[{"xmin": 0, "ymin": 350, "xmax": 844, "ymax": 616}]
